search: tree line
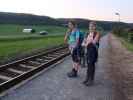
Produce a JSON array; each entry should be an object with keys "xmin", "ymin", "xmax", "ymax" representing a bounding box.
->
[{"xmin": 0, "ymin": 12, "xmax": 132, "ymax": 31}]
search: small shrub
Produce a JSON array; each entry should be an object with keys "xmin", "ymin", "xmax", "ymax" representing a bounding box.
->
[{"xmin": 128, "ymin": 33, "xmax": 133, "ymax": 42}]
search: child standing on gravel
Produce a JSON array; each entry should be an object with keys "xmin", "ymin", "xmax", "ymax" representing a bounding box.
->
[
  {"xmin": 82, "ymin": 21, "xmax": 100, "ymax": 86},
  {"xmin": 64, "ymin": 20, "xmax": 82, "ymax": 78}
]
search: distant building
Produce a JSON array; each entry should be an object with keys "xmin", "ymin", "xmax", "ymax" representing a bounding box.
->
[{"xmin": 22, "ymin": 29, "xmax": 35, "ymax": 33}]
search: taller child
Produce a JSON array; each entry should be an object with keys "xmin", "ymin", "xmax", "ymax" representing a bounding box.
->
[{"xmin": 64, "ymin": 20, "xmax": 81, "ymax": 78}]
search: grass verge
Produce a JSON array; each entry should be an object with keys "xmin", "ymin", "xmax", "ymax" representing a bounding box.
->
[{"xmin": 0, "ymin": 36, "xmax": 64, "ymax": 63}]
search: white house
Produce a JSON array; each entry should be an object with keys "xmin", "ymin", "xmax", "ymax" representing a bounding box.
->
[{"xmin": 22, "ymin": 29, "xmax": 35, "ymax": 33}]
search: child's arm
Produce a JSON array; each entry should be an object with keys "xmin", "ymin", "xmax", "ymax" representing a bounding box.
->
[
  {"xmin": 64, "ymin": 33, "xmax": 68, "ymax": 44},
  {"xmin": 82, "ymin": 38, "xmax": 87, "ymax": 47},
  {"xmin": 85, "ymin": 34, "xmax": 93, "ymax": 46},
  {"xmin": 64, "ymin": 29, "xmax": 71, "ymax": 44},
  {"xmin": 93, "ymin": 32, "xmax": 100, "ymax": 44}
]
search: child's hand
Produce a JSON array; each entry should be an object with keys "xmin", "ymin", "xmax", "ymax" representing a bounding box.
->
[
  {"xmin": 64, "ymin": 37, "xmax": 68, "ymax": 44},
  {"xmin": 64, "ymin": 38, "xmax": 67, "ymax": 44},
  {"xmin": 66, "ymin": 29, "xmax": 72, "ymax": 33}
]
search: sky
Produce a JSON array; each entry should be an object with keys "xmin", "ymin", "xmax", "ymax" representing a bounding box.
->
[{"xmin": 0, "ymin": 0, "xmax": 133, "ymax": 23}]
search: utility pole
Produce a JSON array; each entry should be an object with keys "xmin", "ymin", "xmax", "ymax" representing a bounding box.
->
[{"xmin": 115, "ymin": 13, "xmax": 120, "ymax": 22}]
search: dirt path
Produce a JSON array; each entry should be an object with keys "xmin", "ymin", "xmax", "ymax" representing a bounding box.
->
[{"xmin": 108, "ymin": 34, "xmax": 133, "ymax": 100}]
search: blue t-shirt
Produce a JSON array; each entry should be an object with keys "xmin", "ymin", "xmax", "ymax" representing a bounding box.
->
[{"xmin": 68, "ymin": 29, "xmax": 80, "ymax": 46}]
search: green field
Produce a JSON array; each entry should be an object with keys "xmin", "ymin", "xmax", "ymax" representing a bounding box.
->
[
  {"xmin": 0, "ymin": 35, "xmax": 64, "ymax": 63},
  {"xmin": 0, "ymin": 24, "xmax": 67, "ymax": 36},
  {"xmin": 0, "ymin": 24, "xmax": 67, "ymax": 63}
]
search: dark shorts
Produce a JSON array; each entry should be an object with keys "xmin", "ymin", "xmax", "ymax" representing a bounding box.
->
[{"xmin": 71, "ymin": 47, "xmax": 80, "ymax": 63}]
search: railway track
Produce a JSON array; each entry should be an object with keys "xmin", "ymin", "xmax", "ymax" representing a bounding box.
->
[{"xmin": 0, "ymin": 45, "xmax": 70, "ymax": 94}]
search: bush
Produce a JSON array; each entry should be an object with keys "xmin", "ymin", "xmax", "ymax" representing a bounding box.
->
[
  {"xmin": 31, "ymin": 29, "xmax": 36, "ymax": 33},
  {"xmin": 128, "ymin": 33, "xmax": 133, "ymax": 42},
  {"xmin": 112, "ymin": 26, "xmax": 127, "ymax": 38}
]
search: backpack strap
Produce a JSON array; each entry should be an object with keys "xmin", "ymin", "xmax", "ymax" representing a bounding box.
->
[{"xmin": 93, "ymin": 32, "xmax": 97, "ymax": 39}]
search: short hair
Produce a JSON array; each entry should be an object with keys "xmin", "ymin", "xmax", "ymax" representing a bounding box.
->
[{"xmin": 69, "ymin": 20, "xmax": 77, "ymax": 27}]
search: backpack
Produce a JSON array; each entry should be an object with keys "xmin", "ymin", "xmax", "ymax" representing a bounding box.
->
[{"xmin": 79, "ymin": 31, "xmax": 85, "ymax": 46}]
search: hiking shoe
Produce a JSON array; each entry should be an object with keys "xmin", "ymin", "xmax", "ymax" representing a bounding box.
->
[
  {"xmin": 83, "ymin": 80, "xmax": 94, "ymax": 86},
  {"xmin": 67, "ymin": 69, "xmax": 78, "ymax": 78}
]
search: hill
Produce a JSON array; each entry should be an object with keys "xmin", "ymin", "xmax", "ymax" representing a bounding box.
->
[{"xmin": 0, "ymin": 12, "xmax": 132, "ymax": 30}]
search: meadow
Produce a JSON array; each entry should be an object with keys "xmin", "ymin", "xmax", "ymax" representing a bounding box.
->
[{"xmin": 0, "ymin": 24, "xmax": 67, "ymax": 63}]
